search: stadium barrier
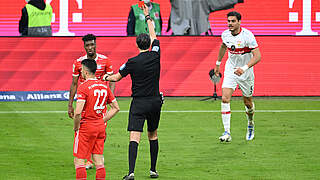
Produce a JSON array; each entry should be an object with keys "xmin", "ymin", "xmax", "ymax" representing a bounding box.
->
[
  {"xmin": 0, "ymin": 91, "xmax": 69, "ymax": 101},
  {"xmin": 0, "ymin": 36, "xmax": 319, "ymax": 101}
]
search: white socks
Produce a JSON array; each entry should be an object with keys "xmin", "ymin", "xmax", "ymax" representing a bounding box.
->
[
  {"xmin": 221, "ymin": 102, "xmax": 231, "ymax": 133},
  {"xmin": 245, "ymin": 103, "xmax": 255, "ymax": 126},
  {"xmin": 221, "ymin": 102, "xmax": 255, "ymax": 133}
]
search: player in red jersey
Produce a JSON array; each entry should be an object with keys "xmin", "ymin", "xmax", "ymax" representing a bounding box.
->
[
  {"xmin": 73, "ymin": 59, "xmax": 119, "ymax": 180},
  {"xmin": 69, "ymin": 34, "xmax": 115, "ymax": 118},
  {"xmin": 68, "ymin": 34, "xmax": 115, "ymax": 169}
]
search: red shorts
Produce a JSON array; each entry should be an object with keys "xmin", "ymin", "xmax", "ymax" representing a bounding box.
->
[{"xmin": 73, "ymin": 124, "xmax": 106, "ymax": 159}]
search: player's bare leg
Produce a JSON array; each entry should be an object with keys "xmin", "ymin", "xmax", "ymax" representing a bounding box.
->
[
  {"xmin": 74, "ymin": 158, "xmax": 87, "ymax": 179},
  {"xmin": 219, "ymin": 88, "xmax": 234, "ymax": 142},
  {"xmin": 148, "ymin": 130, "xmax": 159, "ymax": 178},
  {"xmin": 243, "ymin": 96, "xmax": 255, "ymax": 140},
  {"xmin": 93, "ymin": 154, "xmax": 105, "ymax": 180},
  {"xmin": 123, "ymin": 131, "xmax": 141, "ymax": 180}
]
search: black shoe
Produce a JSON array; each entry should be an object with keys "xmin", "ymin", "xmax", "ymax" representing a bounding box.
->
[
  {"xmin": 123, "ymin": 173, "xmax": 134, "ymax": 180},
  {"xmin": 150, "ymin": 170, "xmax": 159, "ymax": 178}
]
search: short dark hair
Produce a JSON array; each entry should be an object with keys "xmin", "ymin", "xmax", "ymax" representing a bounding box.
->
[
  {"xmin": 82, "ymin": 34, "xmax": 96, "ymax": 43},
  {"xmin": 227, "ymin": 11, "xmax": 241, "ymax": 21},
  {"xmin": 81, "ymin": 59, "xmax": 97, "ymax": 74},
  {"xmin": 136, "ymin": 33, "xmax": 151, "ymax": 50}
]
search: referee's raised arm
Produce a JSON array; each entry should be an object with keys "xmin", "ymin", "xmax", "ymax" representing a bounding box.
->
[{"xmin": 142, "ymin": 4, "xmax": 157, "ymax": 43}]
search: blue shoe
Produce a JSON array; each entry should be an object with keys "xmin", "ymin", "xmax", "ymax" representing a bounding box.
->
[{"xmin": 246, "ymin": 125, "xmax": 254, "ymax": 141}]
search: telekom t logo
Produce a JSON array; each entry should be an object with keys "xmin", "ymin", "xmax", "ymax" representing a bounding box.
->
[
  {"xmin": 289, "ymin": 0, "xmax": 319, "ymax": 35},
  {"xmin": 47, "ymin": 0, "xmax": 82, "ymax": 36}
]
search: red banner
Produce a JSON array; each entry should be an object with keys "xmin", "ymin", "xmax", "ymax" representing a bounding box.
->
[
  {"xmin": 1, "ymin": 0, "xmax": 320, "ymax": 36},
  {"xmin": 0, "ymin": 36, "xmax": 319, "ymax": 96}
]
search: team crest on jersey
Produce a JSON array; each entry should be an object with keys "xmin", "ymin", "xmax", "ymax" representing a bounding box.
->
[{"xmin": 237, "ymin": 41, "xmax": 242, "ymax": 47}]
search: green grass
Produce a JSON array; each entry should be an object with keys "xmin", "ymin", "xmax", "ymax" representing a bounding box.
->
[{"xmin": 0, "ymin": 97, "xmax": 320, "ymax": 180}]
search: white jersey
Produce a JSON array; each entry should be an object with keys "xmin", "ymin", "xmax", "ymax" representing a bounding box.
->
[{"xmin": 221, "ymin": 27, "xmax": 258, "ymax": 80}]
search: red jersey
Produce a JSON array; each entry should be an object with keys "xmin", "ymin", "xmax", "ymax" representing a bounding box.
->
[
  {"xmin": 76, "ymin": 78, "xmax": 116, "ymax": 127},
  {"xmin": 72, "ymin": 53, "xmax": 113, "ymax": 83}
]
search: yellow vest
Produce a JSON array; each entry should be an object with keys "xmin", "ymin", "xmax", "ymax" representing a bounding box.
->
[{"xmin": 26, "ymin": 4, "xmax": 52, "ymax": 36}]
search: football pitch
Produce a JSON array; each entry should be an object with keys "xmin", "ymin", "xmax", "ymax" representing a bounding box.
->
[{"xmin": 0, "ymin": 97, "xmax": 320, "ymax": 180}]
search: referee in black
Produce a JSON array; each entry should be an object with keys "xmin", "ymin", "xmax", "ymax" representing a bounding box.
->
[{"xmin": 104, "ymin": 4, "xmax": 162, "ymax": 180}]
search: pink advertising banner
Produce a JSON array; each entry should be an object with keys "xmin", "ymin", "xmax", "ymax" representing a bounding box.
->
[{"xmin": 0, "ymin": 0, "xmax": 320, "ymax": 36}]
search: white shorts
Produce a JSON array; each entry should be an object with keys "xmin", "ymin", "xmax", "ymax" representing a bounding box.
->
[{"xmin": 222, "ymin": 75, "xmax": 254, "ymax": 97}]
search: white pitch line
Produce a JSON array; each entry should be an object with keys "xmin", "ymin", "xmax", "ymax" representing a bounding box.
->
[
  {"xmin": 162, "ymin": 110, "xmax": 320, "ymax": 113},
  {"xmin": 0, "ymin": 110, "xmax": 320, "ymax": 114}
]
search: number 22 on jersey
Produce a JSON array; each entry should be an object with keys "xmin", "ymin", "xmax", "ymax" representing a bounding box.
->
[{"xmin": 94, "ymin": 89, "xmax": 108, "ymax": 112}]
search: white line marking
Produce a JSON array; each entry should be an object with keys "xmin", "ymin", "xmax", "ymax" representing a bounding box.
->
[{"xmin": 0, "ymin": 110, "xmax": 319, "ymax": 114}]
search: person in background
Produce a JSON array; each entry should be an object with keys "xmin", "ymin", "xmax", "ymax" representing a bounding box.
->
[
  {"xmin": 127, "ymin": 0, "xmax": 162, "ymax": 36},
  {"xmin": 19, "ymin": 0, "xmax": 52, "ymax": 36},
  {"xmin": 167, "ymin": 0, "xmax": 244, "ymax": 35}
]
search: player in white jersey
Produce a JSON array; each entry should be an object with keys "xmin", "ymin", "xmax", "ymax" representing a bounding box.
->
[{"xmin": 214, "ymin": 11, "xmax": 261, "ymax": 142}]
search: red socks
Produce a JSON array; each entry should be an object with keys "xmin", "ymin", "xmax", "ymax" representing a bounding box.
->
[
  {"xmin": 75, "ymin": 164, "xmax": 105, "ymax": 180},
  {"xmin": 96, "ymin": 165, "xmax": 106, "ymax": 180},
  {"xmin": 75, "ymin": 165, "xmax": 87, "ymax": 180}
]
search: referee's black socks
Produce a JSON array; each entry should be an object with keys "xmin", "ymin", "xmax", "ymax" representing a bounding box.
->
[
  {"xmin": 149, "ymin": 139, "xmax": 159, "ymax": 172},
  {"xmin": 129, "ymin": 141, "xmax": 139, "ymax": 174}
]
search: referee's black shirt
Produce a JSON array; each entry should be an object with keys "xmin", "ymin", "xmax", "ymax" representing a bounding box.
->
[{"xmin": 119, "ymin": 39, "xmax": 160, "ymax": 97}]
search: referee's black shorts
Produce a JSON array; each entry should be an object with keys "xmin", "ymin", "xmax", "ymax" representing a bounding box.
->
[{"xmin": 128, "ymin": 96, "xmax": 163, "ymax": 132}]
